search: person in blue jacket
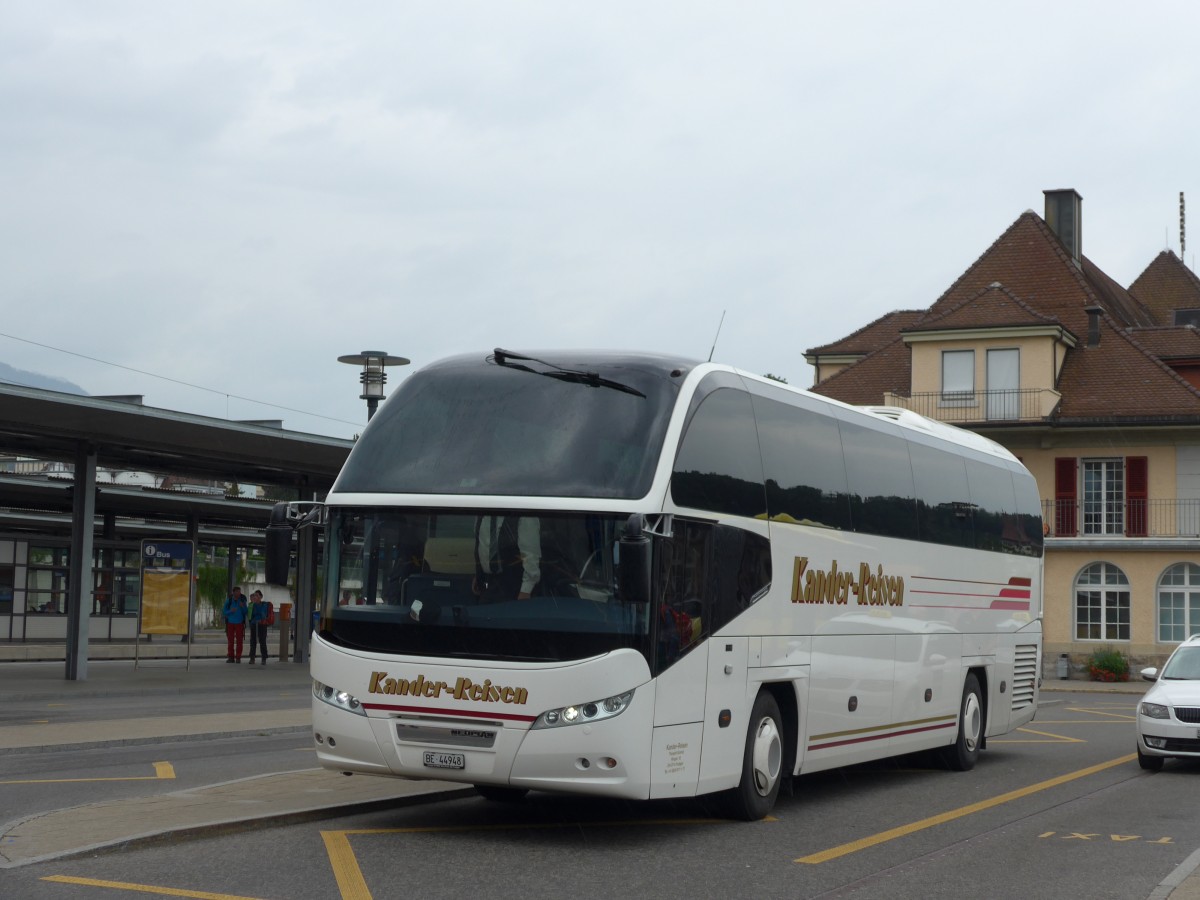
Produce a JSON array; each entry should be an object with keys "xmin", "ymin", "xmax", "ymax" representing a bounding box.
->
[
  {"xmin": 247, "ymin": 590, "xmax": 270, "ymax": 665},
  {"xmin": 222, "ymin": 586, "xmax": 248, "ymax": 663}
]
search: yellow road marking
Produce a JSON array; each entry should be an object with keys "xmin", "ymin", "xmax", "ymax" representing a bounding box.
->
[
  {"xmin": 1066, "ymin": 707, "xmax": 1136, "ymax": 721},
  {"xmin": 323, "ymin": 831, "xmax": 373, "ymax": 900},
  {"xmin": 41, "ymin": 875, "xmax": 267, "ymax": 899},
  {"xmin": 0, "ymin": 761, "xmax": 175, "ymax": 785},
  {"xmin": 321, "ymin": 816, "xmax": 735, "ymax": 899},
  {"xmin": 795, "ymin": 753, "xmax": 1136, "ymax": 864},
  {"xmin": 991, "ymin": 727, "xmax": 1085, "ymax": 744}
]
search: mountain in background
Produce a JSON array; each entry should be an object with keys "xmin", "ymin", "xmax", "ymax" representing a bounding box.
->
[{"xmin": 0, "ymin": 361, "xmax": 87, "ymax": 395}]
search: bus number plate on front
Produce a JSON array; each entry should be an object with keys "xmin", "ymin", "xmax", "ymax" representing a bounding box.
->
[{"xmin": 423, "ymin": 751, "xmax": 465, "ymax": 770}]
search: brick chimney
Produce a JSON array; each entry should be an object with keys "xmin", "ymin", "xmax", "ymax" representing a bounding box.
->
[{"xmin": 1044, "ymin": 189, "xmax": 1083, "ymax": 267}]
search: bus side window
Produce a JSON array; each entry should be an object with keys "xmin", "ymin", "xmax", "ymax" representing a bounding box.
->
[
  {"xmin": 670, "ymin": 386, "xmax": 766, "ymax": 519},
  {"xmin": 657, "ymin": 519, "xmax": 713, "ymax": 667},
  {"xmin": 711, "ymin": 524, "xmax": 771, "ymax": 631}
]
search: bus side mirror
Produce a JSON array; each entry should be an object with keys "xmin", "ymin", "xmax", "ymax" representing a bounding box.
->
[
  {"xmin": 617, "ymin": 514, "xmax": 651, "ymax": 604},
  {"xmin": 265, "ymin": 502, "xmax": 294, "ymax": 587}
]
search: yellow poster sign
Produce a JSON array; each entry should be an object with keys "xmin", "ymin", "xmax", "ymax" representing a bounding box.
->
[
  {"xmin": 140, "ymin": 540, "xmax": 194, "ymax": 637},
  {"xmin": 141, "ymin": 571, "xmax": 191, "ymax": 635}
]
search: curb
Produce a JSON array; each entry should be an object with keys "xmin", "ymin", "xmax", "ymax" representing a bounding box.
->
[
  {"xmin": 0, "ymin": 724, "xmax": 311, "ymax": 756},
  {"xmin": 0, "ymin": 787, "xmax": 478, "ymax": 870},
  {"xmin": 0, "ymin": 769, "xmax": 477, "ymax": 869}
]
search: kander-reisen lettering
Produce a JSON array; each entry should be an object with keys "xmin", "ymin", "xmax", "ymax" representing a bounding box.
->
[
  {"xmin": 791, "ymin": 557, "xmax": 905, "ymax": 607},
  {"xmin": 368, "ymin": 672, "xmax": 529, "ymax": 705}
]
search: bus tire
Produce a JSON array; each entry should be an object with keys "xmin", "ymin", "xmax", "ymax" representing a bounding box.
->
[
  {"xmin": 724, "ymin": 691, "xmax": 784, "ymax": 821},
  {"xmin": 475, "ymin": 785, "xmax": 529, "ymax": 803},
  {"xmin": 941, "ymin": 673, "xmax": 983, "ymax": 771}
]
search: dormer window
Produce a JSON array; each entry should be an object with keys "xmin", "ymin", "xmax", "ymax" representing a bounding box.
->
[
  {"xmin": 1173, "ymin": 308, "xmax": 1200, "ymax": 327},
  {"xmin": 941, "ymin": 350, "xmax": 974, "ymax": 400}
]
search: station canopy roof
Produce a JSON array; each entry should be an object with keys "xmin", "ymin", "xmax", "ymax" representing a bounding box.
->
[{"xmin": 0, "ymin": 383, "xmax": 355, "ymax": 540}]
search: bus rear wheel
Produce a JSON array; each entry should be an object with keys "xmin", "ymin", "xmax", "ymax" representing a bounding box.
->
[
  {"xmin": 940, "ymin": 673, "xmax": 983, "ymax": 771},
  {"xmin": 475, "ymin": 785, "xmax": 529, "ymax": 803},
  {"xmin": 723, "ymin": 691, "xmax": 783, "ymax": 821}
]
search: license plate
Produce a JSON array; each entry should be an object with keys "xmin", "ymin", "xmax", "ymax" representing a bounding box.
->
[{"xmin": 423, "ymin": 751, "xmax": 466, "ymax": 770}]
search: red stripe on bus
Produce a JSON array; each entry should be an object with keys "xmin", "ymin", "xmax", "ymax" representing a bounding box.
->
[
  {"xmin": 362, "ymin": 702, "xmax": 537, "ymax": 723},
  {"xmin": 989, "ymin": 600, "xmax": 1030, "ymax": 610},
  {"xmin": 808, "ymin": 721, "xmax": 955, "ymax": 752}
]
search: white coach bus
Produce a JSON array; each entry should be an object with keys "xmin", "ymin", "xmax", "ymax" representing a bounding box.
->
[{"xmin": 267, "ymin": 349, "xmax": 1043, "ymax": 819}]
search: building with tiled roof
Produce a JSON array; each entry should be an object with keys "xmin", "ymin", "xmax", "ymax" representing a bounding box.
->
[
  {"xmin": 804, "ymin": 309, "xmax": 925, "ymax": 384},
  {"xmin": 1129, "ymin": 250, "xmax": 1200, "ymax": 326},
  {"xmin": 807, "ymin": 189, "xmax": 1200, "ymax": 671}
]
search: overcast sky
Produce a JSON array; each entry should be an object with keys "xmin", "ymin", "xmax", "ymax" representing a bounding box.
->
[{"xmin": 2, "ymin": 2, "xmax": 1197, "ymax": 439}]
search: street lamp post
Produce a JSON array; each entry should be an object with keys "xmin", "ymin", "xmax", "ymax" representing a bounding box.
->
[{"xmin": 337, "ymin": 351, "xmax": 410, "ymax": 421}]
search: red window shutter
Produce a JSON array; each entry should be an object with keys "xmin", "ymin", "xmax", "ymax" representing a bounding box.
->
[
  {"xmin": 1054, "ymin": 457, "xmax": 1077, "ymax": 537},
  {"xmin": 1126, "ymin": 456, "xmax": 1148, "ymax": 537}
]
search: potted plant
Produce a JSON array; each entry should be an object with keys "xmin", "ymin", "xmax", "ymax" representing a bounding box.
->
[{"xmin": 1087, "ymin": 647, "xmax": 1130, "ymax": 682}]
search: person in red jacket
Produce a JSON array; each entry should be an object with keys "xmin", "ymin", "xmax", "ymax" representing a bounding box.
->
[{"xmin": 221, "ymin": 587, "xmax": 248, "ymax": 663}]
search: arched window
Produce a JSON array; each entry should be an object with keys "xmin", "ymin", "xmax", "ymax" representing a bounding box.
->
[
  {"xmin": 1074, "ymin": 562, "xmax": 1130, "ymax": 641},
  {"xmin": 1157, "ymin": 563, "xmax": 1200, "ymax": 643}
]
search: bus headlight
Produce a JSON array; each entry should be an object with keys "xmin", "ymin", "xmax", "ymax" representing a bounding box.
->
[
  {"xmin": 313, "ymin": 680, "xmax": 367, "ymax": 716},
  {"xmin": 532, "ymin": 691, "xmax": 634, "ymax": 729}
]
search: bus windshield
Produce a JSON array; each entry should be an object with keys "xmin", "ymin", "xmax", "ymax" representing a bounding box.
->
[
  {"xmin": 331, "ymin": 353, "xmax": 685, "ymax": 499},
  {"xmin": 320, "ymin": 509, "xmax": 655, "ymax": 664}
]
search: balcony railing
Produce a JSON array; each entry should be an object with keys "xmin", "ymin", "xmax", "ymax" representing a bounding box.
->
[
  {"xmin": 1042, "ymin": 499, "xmax": 1200, "ymax": 539},
  {"xmin": 883, "ymin": 389, "xmax": 1060, "ymax": 424}
]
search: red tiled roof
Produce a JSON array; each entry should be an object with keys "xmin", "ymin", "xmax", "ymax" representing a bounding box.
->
[
  {"xmin": 1128, "ymin": 251, "xmax": 1200, "ymax": 326},
  {"xmin": 810, "ymin": 204, "xmax": 1200, "ymax": 421},
  {"xmin": 1125, "ymin": 325, "xmax": 1200, "ymax": 360},
  {"xmin": 805, "ymin": 309, "xmax": 925, "ymax": 356},
  {"xmin": 810, "ymin": 336, "xmax": 911, "ymax": 406},
  {"xmin": 1054, "ymin": 313, "xmax": 1200, "ymax": 419},
  {"xmin": 923, "ymin": 212, "xmax": 1153, "ymax": 335},
  {"xmin": 903, "ymin": 283, "xmax": 1067, "ymax": 334}
]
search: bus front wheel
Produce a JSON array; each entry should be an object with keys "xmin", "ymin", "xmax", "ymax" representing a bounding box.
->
[
  {"xmin": 724, "ymin": 691, "xmax": 784, "ymax": 820},
  {"xmin": 941, "ymin": 673, "xmax": 983, "ymax": 771}
]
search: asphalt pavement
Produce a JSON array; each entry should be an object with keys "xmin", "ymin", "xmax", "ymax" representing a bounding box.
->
[
  {"xmin": 0, "ymin": 652, "xmax": 472, "ymax": 870},
  {"xmin": 0, "ymin": 653, "xmax": 1194, "ymax": 900}
]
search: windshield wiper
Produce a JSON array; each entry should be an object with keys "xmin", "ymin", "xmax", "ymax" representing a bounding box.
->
[{"xmin": 492, "ymin": 348, "xmax": 646, "ymax": 398}]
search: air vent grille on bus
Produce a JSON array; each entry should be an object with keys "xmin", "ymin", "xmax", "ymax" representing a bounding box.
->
[{"xmin": 1011, "ymin": 644, "xmax": 1039, "ymax": 710}]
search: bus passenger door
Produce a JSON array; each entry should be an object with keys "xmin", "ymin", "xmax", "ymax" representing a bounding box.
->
[
  {"xmin": 649, "ymin": 644, "xmax": 708, "ymax": 798},
  {"xmin": 697, "ymin": 636, "xmax": 750, "ymax": 795}
]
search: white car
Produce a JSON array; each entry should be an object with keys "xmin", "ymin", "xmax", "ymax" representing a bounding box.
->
[{"xmin": 1136, "ymin": 634, "xmax": 1200, "ymax": 771}]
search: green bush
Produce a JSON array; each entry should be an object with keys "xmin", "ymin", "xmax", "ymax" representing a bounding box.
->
[{"xmin": 1087, "ymin": 647, "xmax": 1130, "ymax": 682}]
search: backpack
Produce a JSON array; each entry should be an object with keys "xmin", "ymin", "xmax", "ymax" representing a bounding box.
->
[{"xmin": 265, "ymin": 601, "xmax": 275, "ymax": 626}]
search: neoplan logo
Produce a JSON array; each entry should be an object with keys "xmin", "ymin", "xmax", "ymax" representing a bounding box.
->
[{"xmin": 791, "ymin": 557, "xmax": 905, "ymax": 607}]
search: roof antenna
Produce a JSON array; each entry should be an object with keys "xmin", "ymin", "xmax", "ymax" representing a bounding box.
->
[
  {"xmin": 708, "ymin": 310, "xmax": 726, "ymax": 362},
  {"xmin": 1181, "ymin": 191, "xmax": 1187, "ymax": 261}
]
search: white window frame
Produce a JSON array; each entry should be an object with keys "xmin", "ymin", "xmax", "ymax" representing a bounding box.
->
[
  {"xmin": 1081, "ymin": 458, "xmax": 1124, "ymax": 536},
  {"xmin": 940, "ymin": 350, "xmax": 975, "ymax": 405},
  {"xmin": 1158, "ymin": 563, "xmax": 1200, "ymax": 643},
  {"xmin": 1074, "ymin": 561, "xmax": 1130, "ymax": 641}
]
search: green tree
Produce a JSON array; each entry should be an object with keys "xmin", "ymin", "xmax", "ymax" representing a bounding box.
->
[
  {"xmin": 262, "ymin": 484, "xmax": 299, "ymax": 503},
  {"xmin": 763, "ymin": 373, "xmax": 788, "ymax": 384},
  {"xmin": 197, "ymin": 562, "xmax": 250, "ymax": 618}
]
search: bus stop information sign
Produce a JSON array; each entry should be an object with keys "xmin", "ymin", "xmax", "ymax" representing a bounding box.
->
[{"xmin": 140, "ymin": 540, "xmax": 194, "ymax": 643}]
